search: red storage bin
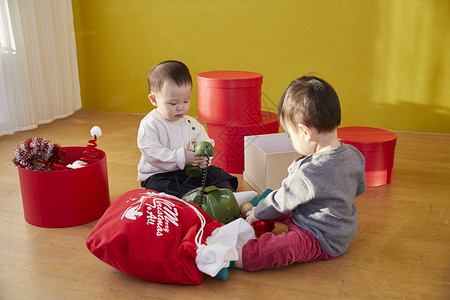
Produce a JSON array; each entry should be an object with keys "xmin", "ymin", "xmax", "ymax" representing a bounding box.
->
[
  {"xmin": 17, "ymin": 147, "xmax": 110, "ymax": 227},
  {"xmin": 338, "ymin": 126, "xmax": 397, "ymax": 187},
  {"xmin": 207, "ymin": 111, "xmax": 279, "ymax": 174},
  {"xmin": 197, "ymin": 71, "xmax": 263, "ymax": 125}
]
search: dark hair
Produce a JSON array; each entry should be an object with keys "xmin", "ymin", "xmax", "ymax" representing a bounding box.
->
[
  {"xmin": 277, "ymin": 76, "xmax": 341, "ymax": 133},
  {"xmin": 147, "ymin": 60, "xmax": 192, "ymax": 93}
]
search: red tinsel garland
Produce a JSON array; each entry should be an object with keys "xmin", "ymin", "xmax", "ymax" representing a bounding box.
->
[{"xmin": 12, "ymin": 137, "xmax": 65, "ymax": 171}]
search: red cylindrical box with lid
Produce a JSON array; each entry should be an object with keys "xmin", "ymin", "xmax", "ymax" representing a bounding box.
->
[
  {"xmin": 207, "ymin": 111, "xmax": 279, "ymax": 173},
  {"xmin": 17, "ymin": 147, "xmax": 110, "ymax": 228},
  {"xmin": 337, "ymin": 126, "xmax": 397, "ymax": 187},
  {"xmin": 197, "ymin": 71, "xmax": 263, "ymax": 125}
]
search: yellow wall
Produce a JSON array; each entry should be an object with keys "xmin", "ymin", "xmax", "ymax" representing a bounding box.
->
[{"xmin": 72, "ymin": 0, "xmax": 450, "ymax": 134}]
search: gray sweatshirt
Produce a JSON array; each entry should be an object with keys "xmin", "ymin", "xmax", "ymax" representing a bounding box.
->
[{"xmin": 254, "ymin": 143, "xmax": 366, "ymax": 257}]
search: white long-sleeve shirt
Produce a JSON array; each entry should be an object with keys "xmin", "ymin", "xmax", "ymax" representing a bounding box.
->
[{"xmin": 137, "ymin": 109, "xmax": 214, "ymax": 182}]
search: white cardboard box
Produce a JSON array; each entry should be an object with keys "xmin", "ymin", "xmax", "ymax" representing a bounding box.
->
[{"xmin": 243, "ymin": 133, "xmax": 299, "ymax": 194}]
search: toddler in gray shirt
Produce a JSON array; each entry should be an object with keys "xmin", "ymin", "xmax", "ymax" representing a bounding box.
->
[{"xmin": 236, "ymin": 76, "xmax": 366, "ymax": 271}]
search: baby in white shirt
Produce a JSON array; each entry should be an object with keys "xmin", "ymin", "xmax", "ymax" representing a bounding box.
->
[{"xmin": 137, "ymin": 60, "xmax": 238, "ymax": 198}]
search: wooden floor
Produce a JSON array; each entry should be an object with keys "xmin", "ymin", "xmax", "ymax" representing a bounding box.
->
[{"xmin": 0, "ymin": 110, "xmax": 449, "ymax": 299}]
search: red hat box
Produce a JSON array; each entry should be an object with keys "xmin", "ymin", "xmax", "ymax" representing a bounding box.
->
[
  {"xmin": 198, "ymin": 71, "xmax": 263, "ymax": 125},
  {"xmin": 17, "ymin": 147, "xmax": 110, "ymax": 227},
  {"xmin": 338, "ymin": 126, "xmax": 397, "ymax": 187}
]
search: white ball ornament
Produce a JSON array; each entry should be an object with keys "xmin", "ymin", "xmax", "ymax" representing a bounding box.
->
[{"xmin": 90, "ymin": 126, "xmax": 102, "ymax": 138}]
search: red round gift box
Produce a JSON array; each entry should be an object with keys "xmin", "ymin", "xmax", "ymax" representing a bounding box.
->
[
  {"xmin": 337, "ymin": 126, "xmax": 397, "ymax": 187},
  {"xmin": 17, "ymin": 147, "xmax": 110, "ymax": 227},
  {"xmin": 197, "ymin": 70, "xmax": 263, "ymax": 125},
  {"xmin": 207, "ymin": 111, "xmax": 279, "ymax": 174}
]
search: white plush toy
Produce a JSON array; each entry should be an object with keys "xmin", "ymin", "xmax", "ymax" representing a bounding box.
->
[{"xmin": 66, "ymin": 160, "xmax": 87, "ymax": 169}]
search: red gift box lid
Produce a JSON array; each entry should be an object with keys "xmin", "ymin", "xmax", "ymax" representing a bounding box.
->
[
  {"xmin": 197, "ymin": 71, "xmax": 263, "ymax": 88},
  {"xmin": 337, "ymin": 126, "xmax": 397, "ymax": 152}
]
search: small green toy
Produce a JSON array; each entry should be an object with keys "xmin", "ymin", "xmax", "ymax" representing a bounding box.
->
[
  {"xmin": 184, "ymin": 141, "xmax": 215, "ymax": 177},
  {"xmin": 182, "ymin": 141, "xmax": 240, "ymax": 224},
  {"xmin": 194, "ymin": 141, "xmax": 215, "ymax": 156},
  {"xmin": 184, "ymin": 164, "xmax": 203, "ymax": 177},
  {"xmin": 183, "ymin": 186, "xmax": 240, "ymax": 224}
]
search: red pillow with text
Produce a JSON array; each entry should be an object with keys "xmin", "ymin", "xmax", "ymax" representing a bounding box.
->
[{"xmin": 86, "ymin": 189, "xmax": 223, "ymax": 285}]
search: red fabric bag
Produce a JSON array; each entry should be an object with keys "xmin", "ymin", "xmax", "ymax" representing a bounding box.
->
[{"xmin": 86, "ymin": 189, "xmax": 223, "ymax": 285}]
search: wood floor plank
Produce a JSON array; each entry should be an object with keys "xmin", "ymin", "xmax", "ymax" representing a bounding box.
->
[{"xmin": 0, "ymin": 249, "xmax": 120, "ymax": 286}]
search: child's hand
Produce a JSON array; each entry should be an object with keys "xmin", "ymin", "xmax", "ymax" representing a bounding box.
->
[
  {"xmin": 246, "ymin": 207, "xmax": 260, "ymax": 224},
  {"xmin": 196, "ymin": 156, "xmax": 207, "ymax": 168},
  {"xmin": 184, "ymin": 141, "xmax": 197, "ymax": 165},
  {"xmin": 184, "ymin": 141, "xmax": 207, "ymax": 167}
]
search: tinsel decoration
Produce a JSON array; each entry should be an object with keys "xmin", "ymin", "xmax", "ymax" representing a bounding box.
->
[{"xmin": 12, "ymin": 137, "xmax": 65, "ymax": 171}]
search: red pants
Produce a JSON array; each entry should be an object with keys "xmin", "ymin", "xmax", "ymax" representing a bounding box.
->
[{"xmin": 242, "ymin": 215, "xmax": 335, "ymax": 271}]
